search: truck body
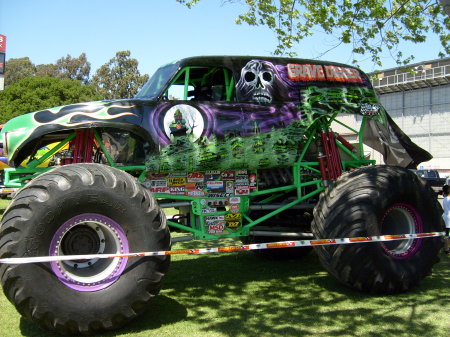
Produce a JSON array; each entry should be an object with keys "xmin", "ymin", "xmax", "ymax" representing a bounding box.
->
[{"xmin": 0, "ymin": 56, "xmax": 443, "ymax": 335}]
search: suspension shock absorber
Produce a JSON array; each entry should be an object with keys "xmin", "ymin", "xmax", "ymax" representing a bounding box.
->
[
  {"xmin": 318, "ymin": 130, "xmax": 330, "ymax": 186},
  {"xmin": 327, "ymin": 129, "xmax": 342, "ymax": 178},
  {"xmin": 68, "ymin": 130, "xmax": 95, "ymax": 164},
  {"xmin": 319, "ymin": 129, "xmax": 343, "ymax": 181},
  {"xmin": 83, "ymin": 130, "xmax": 95, "ymax": 163},
  {"xmin": 320, "ymin": 129, "xmax": 335, "ymax": 178}
]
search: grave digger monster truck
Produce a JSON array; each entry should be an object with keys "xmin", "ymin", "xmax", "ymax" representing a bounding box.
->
[{"xmin": 0, "ymin": 56, "xmax": 443, "ymax": 335}]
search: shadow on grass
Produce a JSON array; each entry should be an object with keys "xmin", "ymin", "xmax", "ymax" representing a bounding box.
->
[
  {"xmin": 127, "ymin": 249, "xmax": 448, "ymax": 336},
  {"xmin": 15, "ymin": 247, "xmax": 449, "ymax": 337}
]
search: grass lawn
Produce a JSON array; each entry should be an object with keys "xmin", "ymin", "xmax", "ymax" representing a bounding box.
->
[{"xmin": 0, "ymin": 200, "xmax": 449, "ymax": 337}]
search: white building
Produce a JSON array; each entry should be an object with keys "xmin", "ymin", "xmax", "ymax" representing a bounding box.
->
[{"xmin": 370, "ymin": 57, "xmax": 450, "ymax": 173}]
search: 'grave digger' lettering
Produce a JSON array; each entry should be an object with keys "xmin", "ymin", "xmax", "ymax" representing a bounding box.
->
[
  {"xmin": 287, "ymin": 64, "xmax": 326, "ymax": 81},
  {"xmin": 323, "ymin": 65, "xmax": 363, "ymax": 83},
  {"xmin": 287, "ymin": 63, "xmax": 363, "ymax": 83}
]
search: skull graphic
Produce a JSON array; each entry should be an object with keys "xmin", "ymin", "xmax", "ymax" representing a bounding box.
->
[{"xmin": 236, "ymin": 60, "xmax": 277, "ymax": 104}]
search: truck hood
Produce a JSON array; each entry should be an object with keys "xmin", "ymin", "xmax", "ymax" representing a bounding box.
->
[{"xmin": 1, "ymin": 99, "xmax": 152, "ymax": 164}]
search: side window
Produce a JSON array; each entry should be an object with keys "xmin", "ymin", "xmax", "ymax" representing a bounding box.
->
[{"xmin": 165, "ymin": 66, "xmax": 235, "ymax": 102}]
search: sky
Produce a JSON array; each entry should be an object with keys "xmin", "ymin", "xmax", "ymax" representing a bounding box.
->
[{"xmin": 0, "ymin": 0, "xmax": 447, "ymax": 78}]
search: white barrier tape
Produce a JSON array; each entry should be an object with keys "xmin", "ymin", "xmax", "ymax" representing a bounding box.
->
[{"xmin": 0, "ymin": 232, "xmax": 444, "ymax": 265}]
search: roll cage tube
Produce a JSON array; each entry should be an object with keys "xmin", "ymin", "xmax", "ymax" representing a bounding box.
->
[{"xmin": 164, "ymin": 66, "xmax": 235, "ymax": 101}]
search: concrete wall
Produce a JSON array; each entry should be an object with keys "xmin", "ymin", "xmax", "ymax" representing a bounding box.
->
[{"xmin": 378, "ymin": 84, "xmax": 450, "ymax": 171}]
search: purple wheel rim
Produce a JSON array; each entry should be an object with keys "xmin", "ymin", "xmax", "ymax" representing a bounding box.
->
[
  {"xmin": 49, "ymin": 213, "xmax": 129, "ymax": 292},
  {"xmin": 380, "ymin": 203, "xmax": 423, "ymax": 260}
]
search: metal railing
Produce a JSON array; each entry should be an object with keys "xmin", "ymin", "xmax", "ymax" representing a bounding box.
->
[{"xmin": 372, "ymin": 64, "xmax": 450, "ymax": 93}]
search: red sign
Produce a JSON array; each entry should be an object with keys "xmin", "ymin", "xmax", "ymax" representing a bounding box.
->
[
  {"xmin": 0, "ymin": 35, "xmax": 6, "ymax": 52},
  {"xmin": 0, "ymin": 53, "xmax": 5, "ymax": 75}
]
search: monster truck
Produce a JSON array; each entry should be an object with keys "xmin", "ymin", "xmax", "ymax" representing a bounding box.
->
[{"xmin": 0, "ymin": 56, "xmax": 443, "ymax": 335}]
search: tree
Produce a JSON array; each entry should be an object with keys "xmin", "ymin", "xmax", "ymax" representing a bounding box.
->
[
  {"xmin": 5, "ymin": 57, "xmax": 36, "ymax": 86},
  {"xmin": 5, "ymin": 54, "xmax": 92, "ymax": 87},
  {"xmin": 36, "ymin": 63, "xmax": 60, "ymax": 78},
  {"xmin": 92, "ymin": 50, "xmax": 149, "ymax": 99},
  {"xmin": 0, "ymin": 77, "xmax": 102, "ymax": 124},
  {"xmin": 440, "ymin": 0, "xmax": 450, "ymax": 16},
  {"xmin": 56, "ymin": 53, "xmax": 91, "ymax": 84},
  {"xmin": 177, "ymin": 0, "xmax": 450, "ymax": 66}
]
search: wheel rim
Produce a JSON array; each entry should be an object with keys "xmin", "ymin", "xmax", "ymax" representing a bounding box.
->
[
  {"xmin": 380, "ymin": 203, "xmax": 423, "ymax": 259},
  {"xmin": 49, "ymin": 213, "xmax": 129, "ymax": 291}
]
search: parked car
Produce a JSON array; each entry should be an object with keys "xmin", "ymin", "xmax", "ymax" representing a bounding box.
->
[{"xmin": 410, "ymin": 169, "xmax": 446, "ymax": 193}]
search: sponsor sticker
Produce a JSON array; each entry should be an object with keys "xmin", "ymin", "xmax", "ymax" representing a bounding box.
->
[
  {"xmin": 249, "ymin": 173, "xmax": 257, "ymax": 189},
  {"xmin": 205, "ymin": 216, "xmax": 225, "ymax": 222},
  {"xmin": 229, "ymin": 197, "xmax": 241, "ymax": 204},
  {"xmin": 205, "ymin": 171, "xmax": 221, "ymax": 181},
  {"xmin": 169, "ymin": 186, "xmax": 185, "ymax": 195},
  {"xmin": 221, "ymin": 171, "xmax": 235, "ymax": 180},
  {"xmin": 226, "ymin": 181, "xmax": 234, "ymax": 194},
  {"xmin": 225, "ymin": 213, "xmax": 241, "ymax": 221},
  {"xmin": 151, "ymin": 180, "xmax": 167, "ymax": 188},
  {"xmin": 226, "ymin": 221, "xmax": 240, "ymax": 229},
  {"xmin": 188, "ymin": 172, "xmax": 205, "ymax": 183},
  {"xmin": 186, "ymin": 189, "xmax": 207, "ymax": 197},
  {"xmin": 230, "ymin": 204, "xmax": 240, "ymax": 214},
  {"xmin": 235, "ymin": 174, "xmax": 249, "ymax": 182},
  {"xmin": 169, "ymin": 172, "xmax": 187, "ymax": 177},
  {"xmin": 360, "ymin": 103, "xmax": 380, "ymax": 116},
  {"xmin": 150, "ymin": 187, "xmax": 170, "ymax": 193},
  {"xmin": 208, "ymin": 193, "xmax": 232, "ymax": 198},
  {"xmin": 235, "ymin": 186, "xmax": 250, "ymax": 195},
  {"xmin": 205, "ymin": 215, "xmax": 227, "ymax": 234},
  {"xmin": 206, "ymin": 223, "xmax": 226, "ymax": 234},
  {"xmin": 202, "ymin": 208, "xmax": 217, "ymax": 214},
  {"xmin": 168, "ymin": 177, "xmax": 187, "ymax": 186},
  {"xmin": 207, "ymin": 181, "xmax": 224, "ymax": 189}
]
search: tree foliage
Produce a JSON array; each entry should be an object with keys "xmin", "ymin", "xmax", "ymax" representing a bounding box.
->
[
  {"xmin": 4, "ymin": 57, "xmax": 36, "ymax": 86},
  {"xmin": 56, "ymin": 53, "xmax": 91, "ymax": 84},
  {"xmin": 0, "ymin": 77, "xmax": 102, "ymax": 124},
  {"xmin": 92, "ymin": 50, "xmax": 149, "ymax": 99},
  {"xmin": 5, "ymin": 53, "xmax": 91, "ymax": 86},
  {"xmin": 178, "ymin": 0, "xmax": 450, "ymax": 66},
  {"xmin": 36, "ymin": 63, "xmax": 60, "ymax": 78}
]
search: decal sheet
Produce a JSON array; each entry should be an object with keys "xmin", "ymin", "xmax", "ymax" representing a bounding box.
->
[{"xmin": 142, "ymin": 169, "xmax": 257, "ymax": 198}]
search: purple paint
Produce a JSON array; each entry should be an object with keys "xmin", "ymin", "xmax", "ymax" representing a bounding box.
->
[
  {"xmin": 381, "ymin": 203, "xmax": 423, "ymax": 260},
  {"xmin": 49, "ymin": 213, "xmax": 129, "ymax": 292}
]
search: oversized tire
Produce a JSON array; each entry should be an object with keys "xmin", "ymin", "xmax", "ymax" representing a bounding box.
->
[
  {"xmin": 312, "ymin": 165, "xmax": 442, "ymax": 294},
  {"xmin": 0, "ymin": 163, "xmax": 171, "ymax": 334}
]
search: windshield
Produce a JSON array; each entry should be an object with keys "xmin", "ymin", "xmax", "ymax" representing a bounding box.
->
[{"xmin": 134, "ymin": 63, "xmax": 179, "ymax": 100}]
